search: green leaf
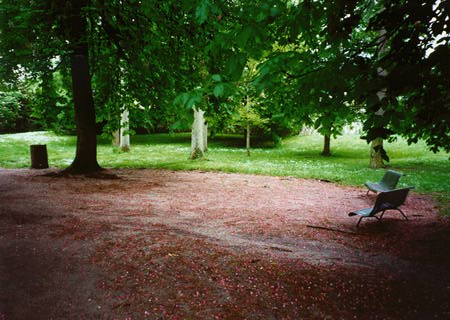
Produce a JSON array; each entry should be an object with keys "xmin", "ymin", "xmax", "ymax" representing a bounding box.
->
[
  {"xmin": 272, "ymin": 113, "xmax": 285, "ymax": 120},
  {"xmin": 236, "ymin": 26, "xmax": 254, "ymax": 48},
  {"xmin": 186, "ymin": 93, "xmax": 203, "ymax": 109},
  {"xmin": 225, "ymin": 53, "xmax": 247, "ymax": 81},
  {"xmin": 211, "ymin": 74, "xmax": 222, "ymax": 82},
  {"xmin": 174, "ymin": 93, "xmax": 190, "ymax": 107},
  {"xmin": 213, "ymin": 84, "xmax": 224, "ymax": 97},
  {"xmin": 195, "ymin": 0, "xmax": 209, "ymax": 24},
  {"xmin": 270, "ymin": 6, "xmax": 280, "ymax": 17},
  {"xmin": 256, "ymin": 12, "xmax": 267, "ymax": 22}
]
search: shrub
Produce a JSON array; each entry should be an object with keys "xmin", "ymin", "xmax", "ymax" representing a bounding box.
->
[{"xmin": 0, "ymin": 91, "xmax": 39, "ymax": 133}]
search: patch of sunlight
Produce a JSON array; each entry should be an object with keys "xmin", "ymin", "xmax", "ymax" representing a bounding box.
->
[
  {"xmin": 212, "ymin": 148, "xmax": 246, "ymax": 153},
  {"xmin": 61, "ymin": 158, "xmax": 73, "ymax": 165},
  {"xmin": 0, "ymin": 131, "xmax": 62, "ymax": 144}
]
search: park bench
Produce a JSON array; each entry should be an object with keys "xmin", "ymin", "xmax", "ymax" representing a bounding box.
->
[
  {"xmin": 365, "ymin": 170, "xmax": 402, "ymax": 195},
  {"xmin": 348, "ymin": 188, "xmax": 411, "ymax": 227}
]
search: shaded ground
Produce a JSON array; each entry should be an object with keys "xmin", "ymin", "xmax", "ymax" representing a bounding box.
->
[{"xmin": 0, "ymin": 168, "xmax": 449, "ymax": 320}]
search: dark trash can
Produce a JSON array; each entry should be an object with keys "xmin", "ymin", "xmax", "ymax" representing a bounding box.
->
[{"xmin": 30, "ymin": 144, "xmax": 49, "ymax": 169}]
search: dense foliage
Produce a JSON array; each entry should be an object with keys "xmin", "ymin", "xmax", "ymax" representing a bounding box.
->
[
  {"xmin": 0, "ymin": 0, "xmax": 448, "ymax": 172},
  {"xmin": 0, "ymin": 89, "xmax": 36, "ymax": 133}
]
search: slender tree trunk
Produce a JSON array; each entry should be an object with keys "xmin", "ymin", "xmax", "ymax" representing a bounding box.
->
[
  {"xmin": 112, "ymin": 130, "xmax": 120, "ymax": 146},
  {"xmin": 246, "ymin": 123, "xmax": 251, "ymax": 156},
  {"xmin": 64, "ymin": 1, "xmax": 101, "ymax": 174},
  {"xmin": 120, "ymin": 108, "xmax": 130, "ymax": 151},
  {"xmin": 370, "ymin": 137, "xmax": 385, "ymax": 168},
  {"xmin": 321, "ymin": 134, "xmax": 331, "ymax": 156},
  {"xmin": 191, "ymin": 109, "xmax": 205, "ymax": 159},
  {"xmin": 203, "ymin": 121, "xmax": 208, "ymax": 152}
]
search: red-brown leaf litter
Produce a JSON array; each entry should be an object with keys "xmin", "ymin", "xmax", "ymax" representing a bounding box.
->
[{"xmin": 0, "ymin": 168, "xmax": 449, "ymax": 319}]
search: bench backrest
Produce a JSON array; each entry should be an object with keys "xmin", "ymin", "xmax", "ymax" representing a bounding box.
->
[
  {"xmin": 380, "ymin": 170, "xmax": 403, "ymax": 190},
  {"xmin": 372, "ymin": 188, "xmax": 410, "ymax": 215}
]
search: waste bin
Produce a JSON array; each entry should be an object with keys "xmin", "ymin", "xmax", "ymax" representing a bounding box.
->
[{"xmin": 30, "ymin": 144, "xmax": 49, "ymax": 169}]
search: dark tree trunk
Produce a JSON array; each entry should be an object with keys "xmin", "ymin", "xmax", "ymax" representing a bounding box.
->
[
  {"xmin": 321, "ymin": 134, "xmax": 331, "ymax": 156},
  {"xmin": 64, "ymin": 1, "xmax": 101, "ymax": 174}
]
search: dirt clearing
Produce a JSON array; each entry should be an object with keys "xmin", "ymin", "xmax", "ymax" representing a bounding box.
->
[{"xmin": 0, "ymin": 168, "xmax": 449, "ymax": 319}]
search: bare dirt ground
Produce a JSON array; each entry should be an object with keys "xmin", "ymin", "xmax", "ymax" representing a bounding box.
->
[{"xmin": 0, "ymin": 168, "xmax": 449, "ymax": 320}]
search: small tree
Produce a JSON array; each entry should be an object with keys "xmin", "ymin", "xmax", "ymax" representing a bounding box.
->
[
  {"xmin": 233, "ymin": 95, "xmax": 268, "ymax": 156},
  {"xmin": 233, "ymin": 61, "xmax": 268, "ymax": 155}
]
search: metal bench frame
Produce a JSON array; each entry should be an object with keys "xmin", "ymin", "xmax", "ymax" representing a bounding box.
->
[
  {"xmin": 349, "ymin": 188, "xmax": 410, "ymax": 227},
  {"xmin": 365, "ymin": 170, "xmax": 403, "ymax": 195}
]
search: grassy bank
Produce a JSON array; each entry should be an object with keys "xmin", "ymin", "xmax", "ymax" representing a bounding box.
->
[{"xmin": 1, "ymin": 131, "xmax": 449, "ymax": 214}]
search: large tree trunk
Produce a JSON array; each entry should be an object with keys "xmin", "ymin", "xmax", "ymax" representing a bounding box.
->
[
  {"xmin": 64, "ymin": 1, "xmax": 101, "ymax": 174},
  {"xmin": 120, "ymin": 108, "xmax": 130, "ymax": 152},
  {"xmin": 66, "ymin": 54, "xmax": 100, "ymax": 173},
  {"xmin": 370, "ymin": 137, "xmax": 385, "ymax": 168},
  {"xmin": 321, "ymin": 134, "xmax": 331, "ymax": 156},
  {"xmin": 191, "ymin": 109, "xmax": 206, "ymax": 159}
]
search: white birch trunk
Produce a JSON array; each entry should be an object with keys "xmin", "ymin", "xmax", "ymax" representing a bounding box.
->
[
  {"xmin": 369, "ymin": 28, "xmax": 387, "ymax": 168},
  {"xmin": 191, "ymin": 109, "xmax": 205, "ymax": 159},
  {"xmin": 120, "ymin": 108, "xmax": 130, "ymax": 152}
]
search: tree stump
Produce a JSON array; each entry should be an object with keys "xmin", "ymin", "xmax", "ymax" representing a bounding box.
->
[{"xmin": 30, "ymin": 145, "xmax": 49, "ymax": 169}]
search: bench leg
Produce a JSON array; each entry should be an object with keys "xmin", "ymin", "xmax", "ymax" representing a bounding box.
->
[
  {"xmin": 379, "ymin": 210, "xmax": 386, "ymax": 220},
  {"xmin": 396, "ymin": 208, "xmax": 408, "ymax": 220},
  {"xmin": 356, "ymin": 216, "xmax": 364, "ymax": 227}
]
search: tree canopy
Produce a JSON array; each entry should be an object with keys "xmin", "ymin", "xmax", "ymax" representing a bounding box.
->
[
  {"xmin": 249, "ymin": 0, "xmax": 450, "ymax": 153},
  {"xmin": 0, "ymin": 0, "xmax": 448, "ymax": 173}
]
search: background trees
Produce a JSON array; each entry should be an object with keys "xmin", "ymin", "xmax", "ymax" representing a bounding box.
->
[
  {"xmin": 238, "ymin": 0, "xmax": 449, "ymax": 163},
  {"xmin": 1, "ymin": 0, "xmax": 448, "ymax": 171},
  {"xmin": 1, "ymin": 0, "xmax": 100, "ymax": 173},
  {"xmin": 321, "ymin": 0, "xmax": 450, "ymax": 154}
]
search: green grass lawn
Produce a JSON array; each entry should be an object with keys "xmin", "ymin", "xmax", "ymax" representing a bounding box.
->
[{"xmin": 1, "ymin": 131, "xmax": 449, "ymax": 214}]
